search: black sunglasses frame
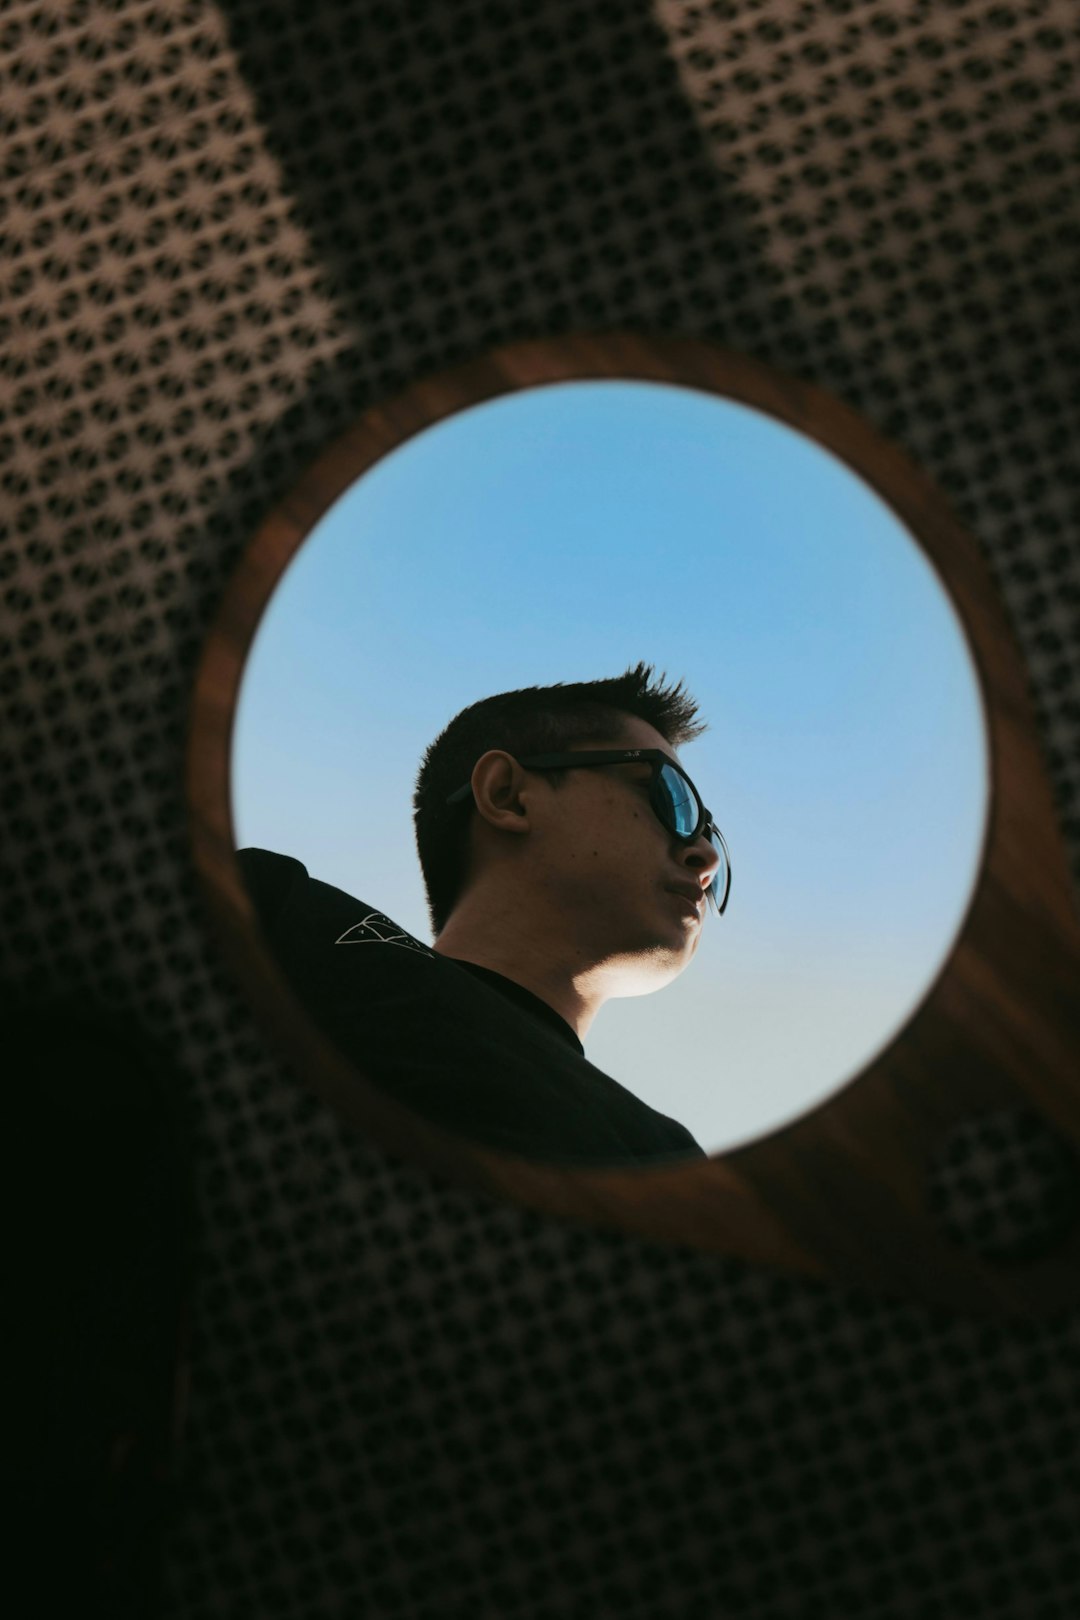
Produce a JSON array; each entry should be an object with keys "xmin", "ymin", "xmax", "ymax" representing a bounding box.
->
[{"xmin": 446, "ymin": 748, "xmax": 731, "ymax": 915}]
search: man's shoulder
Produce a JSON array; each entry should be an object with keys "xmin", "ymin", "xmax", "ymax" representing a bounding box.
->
[
  {"xmin": 332, "ymin": 910, "xmax": 432, "ymax": 955},
  {"xmin": 236, "ymin": 847, "xmax": 434, "ymax": 962},
  {"xmin": 234, "ymin": 849, "xmax": 705, "ymax": 1165}
]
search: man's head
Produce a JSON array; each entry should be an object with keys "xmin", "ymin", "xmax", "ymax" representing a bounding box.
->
[{"xmin": 412, "ymin": 665, "xmax": 721, "ymax": 990}]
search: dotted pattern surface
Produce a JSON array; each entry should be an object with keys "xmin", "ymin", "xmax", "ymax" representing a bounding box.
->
[
  {"xmin": 2, "ymin": 0, "xmax": 1079, "ymax": 1615},
  {"xmin": 927, "ymin": 1107, "xmax": 1080, "ymax": 1267}
]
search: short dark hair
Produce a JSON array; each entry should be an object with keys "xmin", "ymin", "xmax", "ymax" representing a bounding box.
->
[{"xmin": 412, "ymin": 662, "xmax": 708, "ymax": 934}]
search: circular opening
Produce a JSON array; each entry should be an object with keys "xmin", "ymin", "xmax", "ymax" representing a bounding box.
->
[{"xmin": 230, "ymin": 379, "xmax": 990, "ymax": 1160}]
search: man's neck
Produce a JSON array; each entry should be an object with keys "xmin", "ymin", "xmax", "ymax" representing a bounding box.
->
[{"xmin": 433, "ymin": 901, "xmax": 608, "ymax": 1042}]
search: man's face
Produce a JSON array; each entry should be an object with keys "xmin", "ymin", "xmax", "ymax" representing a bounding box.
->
[{"xmin": 528, "ymin": 714, "xmax": 722, "ymax": 993}]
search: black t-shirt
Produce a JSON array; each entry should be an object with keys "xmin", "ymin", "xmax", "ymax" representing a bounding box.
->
[{"xmin": 236, "ymin": 847, "xmax": 706, "ymax": 1167}]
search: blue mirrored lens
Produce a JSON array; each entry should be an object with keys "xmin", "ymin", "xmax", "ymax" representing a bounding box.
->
[
  {"xmin": 656, "ymin": 764, "xmax": 729, "ymax": 914},
  {"xmin": 658, "ymin": 763, "xmax": 698, "ymax": 837},
  {"xmin": 705, "ymin": 828, "xmax": 730, "ymax": 914}
]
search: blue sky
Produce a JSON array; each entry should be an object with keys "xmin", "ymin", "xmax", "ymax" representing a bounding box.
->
[{"xmin": 232, "ymin": 380, "xmax": 989, "ymax": 1155}]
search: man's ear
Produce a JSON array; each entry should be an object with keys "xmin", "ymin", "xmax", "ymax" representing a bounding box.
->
[{"xmin": 468, "ymin": 750, "xmax": 532, "ymax": 834}]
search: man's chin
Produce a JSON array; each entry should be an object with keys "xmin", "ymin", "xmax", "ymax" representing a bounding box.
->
[{"xmin": 609, "ymin": 939, "xmax": 693, "ymax": 996}]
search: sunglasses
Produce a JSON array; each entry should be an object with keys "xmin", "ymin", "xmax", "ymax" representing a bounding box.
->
[{"xmin": 446, "ymin": 748, "xmax": 731, "ymax": 916}]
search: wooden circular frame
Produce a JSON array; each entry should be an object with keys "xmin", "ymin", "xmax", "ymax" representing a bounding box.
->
[{"xmin": 187, "ymin": 333, "xmax": 1080, "ymax": 1320}]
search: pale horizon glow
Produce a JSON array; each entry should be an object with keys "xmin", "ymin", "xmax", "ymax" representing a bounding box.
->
[{"xmin": 232, "ymin": 380, "xmax": 990, "ymax": 1156}]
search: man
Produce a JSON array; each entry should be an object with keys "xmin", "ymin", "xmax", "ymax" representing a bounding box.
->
[{"xmin": 237, "ymin": 662, "xmax": 730, "ymax": 1166}]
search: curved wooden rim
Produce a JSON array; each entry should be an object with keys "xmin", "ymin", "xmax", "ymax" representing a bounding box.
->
[{"xmin": 186, "ymin": 332, "xmax": 1080, "ymax": 1320}]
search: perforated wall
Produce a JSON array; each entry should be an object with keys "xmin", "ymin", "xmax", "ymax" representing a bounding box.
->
[{"xmin": 2, "ymin": 0, "xmax": 1079, "ymax": 1614}]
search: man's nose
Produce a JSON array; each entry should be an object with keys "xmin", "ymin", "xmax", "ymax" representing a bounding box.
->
[{"xmin": 680, "ymin": 828, "xmax": 722, "ymax": 883}]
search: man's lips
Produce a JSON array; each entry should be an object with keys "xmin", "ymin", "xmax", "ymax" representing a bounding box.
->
[{"xmin": 667, "ymin": 885, "xmax": 704, "ymax": 918}]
